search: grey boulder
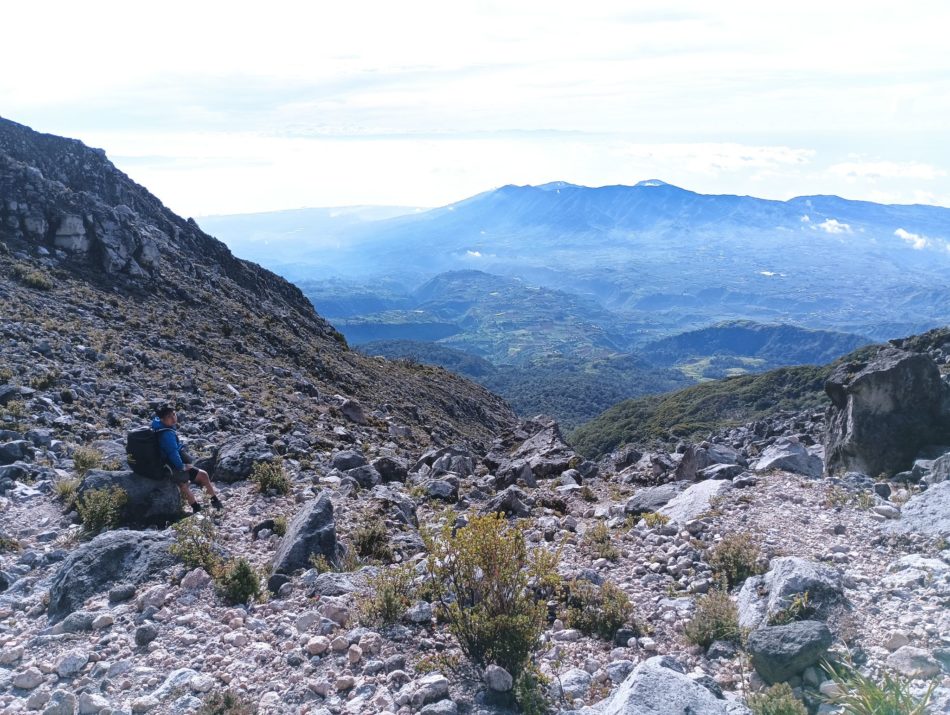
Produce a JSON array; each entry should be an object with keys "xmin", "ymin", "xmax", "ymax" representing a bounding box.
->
[
  {"xmin": 746, "ymin": 621, "xmax": 833, "ymax": 684},
  {"xmin": 47, "ymin": 530, "xmax": 175, "ymax": 622},
  {"xmin": 595, "ymin": 655, "xmax": 733, "ymax": 715},
  {"xmin": 753, "ymin": 437, "xmax": 823, "ymax": 478},
  {"xmin": 659, "ymin": 480, "xmax": 731, "ymax": 523},
  {"xmin": 736, "ymin": 557, "xmax": 843, "ymax": 629},
  {"xmin": 212, "ymin": 434, "xmax": 275, "ymax": 482},
  {"xmin": 272, "ymin": 492, "xmax": 342, "ymax": 574},
  {"xmin": 77, "ymin": 470, "xmax": 181, "ymax": 526},
  {"xmin": 624, "ymin": 483, "xmax": 686, "ymax": 516},
  {"xmin": 886, "ymin": 481, "xmax": 950, "ymax": 537}
]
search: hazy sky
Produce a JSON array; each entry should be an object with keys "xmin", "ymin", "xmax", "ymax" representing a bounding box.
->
[{"xmin": 3, "ymin": 1, "xmax": 949, "ymax": 216}]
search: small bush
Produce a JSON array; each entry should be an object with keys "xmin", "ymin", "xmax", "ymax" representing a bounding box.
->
[
  {"xmin": 77, "ymin": 487, "xmax": 128, "ymax": 534},
  {"xmin": 579, "ymin": 485, "xmax": 598, "ymax": 502},
  {"xmin": 72, "ymin": 446, "xmax": 104, "ymax": 478},
  {"xmin": 424, "ymin": 513, "xmax": 547, "ymax": 681},
  {"xmin": 747, "ymin": 683, "xmax": 808, "ymax": 715},
  {"xmin": 250, "ymin": 460, "xmax": 290, "ymax": 495},
  {"xmin": 707, "ymin": 533, "xmax": 762, "ymax": 589},
  {"xmin": 352, "ymin": 521, "xmax": 393, "ymax": 563},
  {"xmin": 309, "ymin": 553, "xmax": 333, "ymax": 573},
  {"xmin": 515, "ymin": 664, "xmax": 552, "ymax": 715},
  {"xmin": 820, "ymin": 660, "xmax": 936, "ymax": 715},
  {"xmin": 30, "ymin": 370, "xmax": 59, "ymax": 390},
  {"xmin": 196, "ymin": 689, "xmax": 257, "ymax": 715},
  {"xmin": 563, "ymin": 579, "xmax": 634, "ymax": 640},
  {"xmin": 642, "ymin": 511, "xmax": 670, "ymax": 528},
  {"xmin": 216, "ymin": 558, "xmax": 261, "ymax": 605},
  {"xmin": 683, "ymin": 589, "xmax": 740, "ymax": 648},
  {"xmin": 583, "ymin": 522, "xmax": 619, "ymax": 562},
  {"xmin": 0, "ymin": 368, "xmax": 12, "ymax": 384},
  {"xmin": 0, "ymin": 535, "xmax": 21, "ymax": 552},
  {"xmin": 358, "ymin": 564, "xmax": 415, "ymax": 626},
  {"xmin": 53, "ymin": 477, "xmax": 80, "ymax": 509},
  {"xmin": 170, "ymin": 517, "xmax": 221, "ymax": 574},
  {"xmin": 272, "ymin": 515, "xmax": 288, "ymax": 537},
  {"xmin": 12, "ymin": 265, "xmax": 53, "ymax": 290}
]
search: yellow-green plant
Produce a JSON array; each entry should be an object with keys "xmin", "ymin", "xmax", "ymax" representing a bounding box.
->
[
  {"xmin": 53, "ymin": 477, "xmax": 80, "ymax": 509},
  {"xmin": 747, "ymin": 683, "xmax": 808, "ymax": 715},
  {"xmin": 583, "ymin": 521, "xmax": 620, "ymax": 561},
  {"xmin": 170, "ymin": 517, "xmax": 221, "ymax": 574},
  {"xmin": 357, "ymin": 564, "xmax": 416, "ymax": 626},
  {"xmin": 562, "ymin": 579, "xmax": 635, "ymax": 640},
  {"xmin": 425, "ymin": 513, "xmax": 547, "ymax": 680},
  {"xmin": 215, "ymin": 558, "xmax": 260, "ymax": 605},
  {"xmin": 642, "ymin": 511, "xmax": 670, "ymax": 528},
  {"xmin": 352, "ymin": 521, "xmax": 393, "ymax": 563},
  {"xmin": 72, "ymin": 446, "xmax": 103, "ymax": 478},
  {"xmin": 683, "ymin": 589, "xmax": 741, "ymax": 648},
  {"xmin": 250, "ymin": 460, "xmax": 290, "ymax": 495},
  {"xmin": 707, "ymin": 533, "xmax": 762, "ymax": 589},
  {"xmin": 820, "ymin": 660, "xmax": 935, "ymax": 715},
  {"xmin": 77, "ymin": 487, "xmax": 128, "ymax": 534}
]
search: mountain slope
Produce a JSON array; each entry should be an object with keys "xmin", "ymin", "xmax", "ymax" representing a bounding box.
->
[{"xmin": 0, "ymin": 116, "xmax": 515, "ymax": 446}]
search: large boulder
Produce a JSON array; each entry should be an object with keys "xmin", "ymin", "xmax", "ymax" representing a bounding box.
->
[
  {"xmin": 595, "ymin": 655, "xmax": 734, "ymax": 715},
  {"xmin": 47, "ymin": 530, "xmax": 175, "ymax": 622},
  {"xmin": 77, "ymin": 470, "xmax": 181, "ymax": 526},
  {"xmin": 212, "ymin": 434, "xmax": 275, "ymax": 482},
  {"xmin": 272, "ymin": 492, "xmax": 342, "ymax": 574},
  {"xmin": 509, "ymin": 420, "xmax": 577, "ymax": 479},
  {"xmin": 886, "ymin": 481, "xmax": 950, "ymax": 537},
  {"xmin": 624, "ymin": 483, "xmax": 686, "ymax": 517},
  {"xmin": 736, "ymin": 557, "xmax": 844, "ymax": 629},
  {"xmin": 673, "ymin": 444, "xmax": 713, "ymax": 481},
  {"xmin": 824, "ymin": 347, "xmax": 950, "ymax": 477},
  {"xmin": 659, "ymin": 480, "xmax": 731, "ymax": 523},
  {"xmin": 753, "ymin": 437, "xmax": 823, "ymax": 478},
  {"xmin": 746, "ymin": 621, "xmax": 833, "ymax": 684}
]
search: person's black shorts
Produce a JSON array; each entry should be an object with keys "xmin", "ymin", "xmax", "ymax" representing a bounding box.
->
[{"xmin": 170, "ymin": 467, "xmax": 200, "ymax": 485}]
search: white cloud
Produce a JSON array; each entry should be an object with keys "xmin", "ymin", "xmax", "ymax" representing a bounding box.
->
[
  {"xmin": 828, "ymin": 161, "xmax": 946, "ymax": 181},
  {"xmin": 466, "ymin": 250, "xmax": 483, "ymax": 258},
  {"xmin": 895, "ymin": 228, "xmax": 930, "ymax": 249},
  {"xmin": 620, "ymin": 143, "xmax": 813, "ymax": 176},
  {"xmin": 813, "ymin": 219, "xmax": 852, "ymax": 234},
  {"xmin": 800, "ymin": 214, "xmax": 810, "ymax": 222}
]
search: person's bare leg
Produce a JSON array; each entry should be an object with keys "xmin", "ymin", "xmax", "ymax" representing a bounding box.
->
[
  {"xmin": 177, "ymin": 482, "xmax": 197, "ymax": 506},
  {"xmin": 195, "ymin": 471, "xmax": 216, "ymax": 497}
]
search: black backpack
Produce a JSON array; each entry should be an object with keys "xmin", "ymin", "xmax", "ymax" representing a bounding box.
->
[{"xmin": 126, "ymin": 427, "xmax": 170, "ymax": 479}]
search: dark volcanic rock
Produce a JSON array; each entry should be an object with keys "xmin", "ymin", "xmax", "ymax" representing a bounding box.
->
[
  {"xmin": 272, "ymin": 492, "xmax": 341, "ymax": 574},
  {"xmin": 824, "ymin": 347, "xmax": 950, "ymax": 477},
  {"xmin": 48, "ymin": 530, "xmax": 175, "ymax": 622},
  {"xmin": 77, "ymin": 470, "xmax": 182, "ymax": 525},
  {"xmin": 372, "ymin": 455, "xmax": 409, "ymax": 483},
  {"xmin": 212, "ymin": 434, "xmax": 275, "ymax": 482},
  {"xmin": 747, "ymin": 621, "xmax": 833, "ymax": 684}
]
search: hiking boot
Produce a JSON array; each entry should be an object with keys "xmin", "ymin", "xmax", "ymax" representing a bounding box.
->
[
  {"xmin": 210, "ymin": 495, "xmax": 224, "ymax": 510},
  {"xmin": 190, "ymin": 502, "xmax": 202, "ymax": 513}
]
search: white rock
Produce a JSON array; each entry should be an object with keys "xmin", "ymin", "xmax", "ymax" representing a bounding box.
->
[
  {"xmin": 306, "ymin": 636, "xmax": 330, "ymax": 655},
  {"xmin": 13, "ymin": 667, "xmax": 44, "ymax": 689},
  {"xmin": 92, "ymin": 614, "xmax": 114, "ymax": 630},
  {"xmin": 78, "ymin": 692, "xmax": 111, "ymax": 714},
  {"xmin": 180, "ymin": 568, "xmax": 213, "ymax": 591},
  {"xmin": 55, "ymin": 650, "xmax": 89, "ymax": 678}
]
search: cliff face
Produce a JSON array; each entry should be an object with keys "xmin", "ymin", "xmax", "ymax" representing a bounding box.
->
[{"xmin": 0, "ymin": 117, "xmax": 516, "ymax": 447}]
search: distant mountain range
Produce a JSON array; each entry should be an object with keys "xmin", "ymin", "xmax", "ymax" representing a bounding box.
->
[{"xmin": 202, "ymin": 180, "xmax": 950, "ymax": 340}]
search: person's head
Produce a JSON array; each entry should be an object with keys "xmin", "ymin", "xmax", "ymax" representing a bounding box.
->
[{"xmin": 156, "ymin": 405, "xmax": 177, "ymax": 427}]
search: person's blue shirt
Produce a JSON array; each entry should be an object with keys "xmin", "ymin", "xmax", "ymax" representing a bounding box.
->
[{"xmin": 151, "ymin": 417, "xmax": 184, "ymax": 470}]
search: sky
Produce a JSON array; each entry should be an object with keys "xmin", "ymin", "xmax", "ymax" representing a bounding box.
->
[{"xmin": 2, "ymin": 1, "xmax": 949, "ymax": 216}]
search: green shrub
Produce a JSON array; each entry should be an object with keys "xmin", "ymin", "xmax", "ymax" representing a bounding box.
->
[
  {"xmin": 250, "ymin": 460, "xmax": 290, "ymax": 495},
  {"xmin": 820, "ymin": 660, "xmax": 936, "ymax": 715},
  {"xmin": 215, "ymin": 558, "xmax": 261, "ymax": 605},
  {"xmin": 683, "ymin": 589, "xmax": 740, "ymax": 648},
  {"xmin": 72, "ymin": 446, "xmax": 103, "ymax": 478},
  {"xmin": 272, "ymin": 515, "xmax": 288, "ymax": 537},
  {"xmin": 747, "ymin": 683, "xmax": 808, "ymax": 715},
  {"xmin": 12, "ymin": 265, "xmax": 53, "ymax": 291},
  {"xmin": 515, "ymin": 664, "xmax": 552, "ymax": 715},
  {"xmin": 196, "ymin": 689, "xmax": 257, "ymax": 715},
  {"xmin": 563, "ymin": 579, "xmax": 634, "ymax": 640},
  {"xmin": 0, "ymin": 368, "xmax": 12, "ymax": 384},
  {"xmin": 0, "ymin": 535, "xmax": 21, "ymax": 552},
  {"xmin": 707, "ymin": 533, "xmax": 762, "ymax": 589},
  {"xmin": 30, "ymin": 370, "xmax": 59, "ymax": 390},
  {"xmin": 77, "ymin": 487, "xmax": 128, "ymax": 534},
  {"xmin": 583, "ymin": 522, "xmax": 620, "ymax": 562},
  {"xmin": 170, "ymin": 517, "xmax": 221, "ymax": 575},
  {"xmin": 352, "ymin": 521, "xmax": 393, "ymax": 563},
  {"xmin": 358, "ymin": 564, "xmax": 415, "ymax": 626},
  {"xmin": 424, "ymin": 513, "xmax": 547, "ymax": 680}
]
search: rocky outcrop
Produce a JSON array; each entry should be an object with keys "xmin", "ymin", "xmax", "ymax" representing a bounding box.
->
[
  {"xmin": 736, "ymin": 557, "xmax": 844, "ymax": 629},
  {"xmin": 47, "ymin": 530, "xmax": 175, "ymax": 622},
  {"xmin": 211, "ymin": 434, "xmax": 276, "ymax": 483},
  {"xmin": 753, "ymin": 436, "xmax": 823, "ymax": 478},
  {"xmin": 272, "ymin": 493, "xmax": 342, "ymax": 574},
  {"xmin": 823, "ymin": 347, "xmax": 950, "ymax": 477},
  {"xmin": 77, "ymin": 470, "xmax": 182, "ymax": 525}
]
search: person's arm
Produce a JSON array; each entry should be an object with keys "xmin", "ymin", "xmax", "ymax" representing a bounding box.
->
[{"xmin": 158, "ymin": 430, "xmax": 185, "ymax": 470}]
